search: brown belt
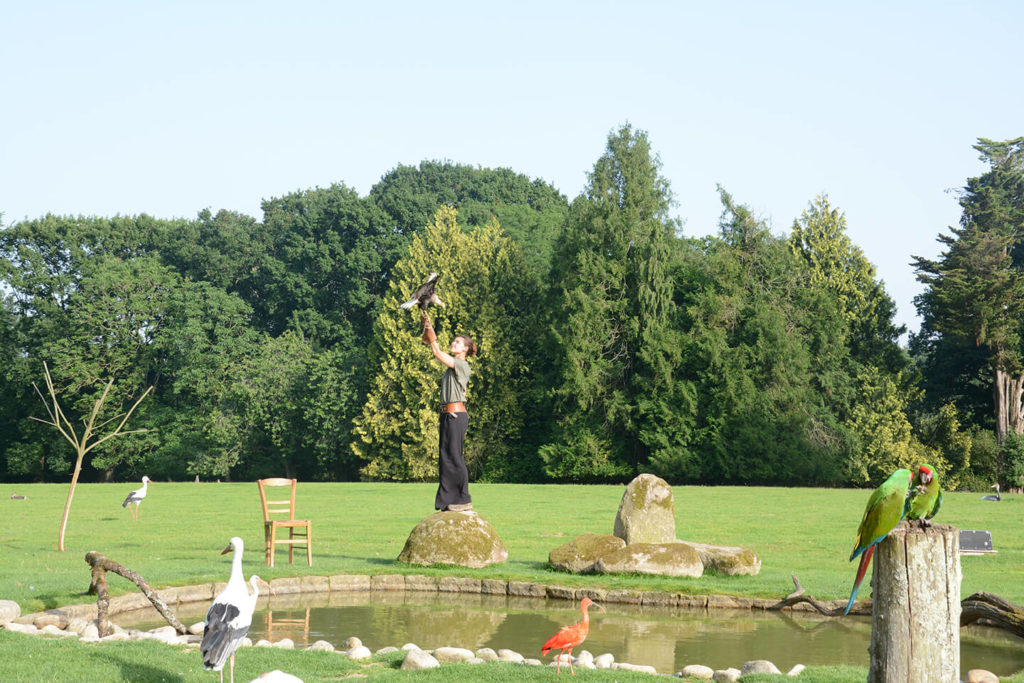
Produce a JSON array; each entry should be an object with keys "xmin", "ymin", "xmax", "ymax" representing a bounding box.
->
[{"xmin": 441, "ymin": 402, "xmax": 466, "ymax": 414}]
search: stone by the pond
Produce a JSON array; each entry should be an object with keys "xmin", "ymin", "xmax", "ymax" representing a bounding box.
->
[
  {"xmin": 401, "ymin": 649, "xmax": 440, "ymax": 670},
  {"xmin": 346, "ymin": 645, "xmax": 372, "ymax": 659},
  {"xmin": 272, "ymin": 638, "xmax": 295, "ymax": 649},
  {"xmin": 344, "ymin": 636, "xmax": 362, "ymax": 649},
  {"xmin": 742, "ymin": 659, "xmax": 781, "ymax": 675},
  {"xmin": 613, "ymin": 473, "xmax": 676, "ymax": 544},
  {"xmin": 548, "ymin": 533, "xmax": 626, "ymax": 573},
  {"xmin": 593, "ymin": 653, "xmax": 615, "ymax": 669},
  {"xmin": 685, "ymin": 540, "xmax": 762, "ymax": 576},
  {"xmin": 613, "ymin": 661, "xmax": 658, "ymax": 674},
  {"xmin": 398, "ymin": 511, "xmax": 508, "ymax": 568},
  {"xmin": 497, "ymin": 649, "xmax": 524, "ymax": 663},
  {"xmin": 594, "ymin": 541, "xmax": 703, "ymax": 577},
  {"xmin": 308, "ymin": 640, "xmax": 334, "ymax": 651},
  {"xmin": 713, "ymin": 668, "xmax": 742, "ymax": 682},
  {"xmin": 376, "ymin": 646, "xmax": 399, "ymax": 654},
  {"xmin": 965, "ymin": 670, "xmax": 1000, "ymax": 683},
  {"xmin": 433, "ymin": 646, "xmax": 474, "ymax": 662},
  {"xmin": 400, "ymin": 642, "xmax": 421, "ymax": 651},
  {"xmin": 787, "ymin": 664, "xmax": 806, "ymax": 676},
  {"xmin": 475, "ymin": 648, "xmax": 498, "ymax": 662},
  {"xmin": 0, "ymin": 600, "xmax": 20, "ymax": 624},
  {"xmin": 680, "ymin": 664, "xmax": 715, "ymax": 679}
]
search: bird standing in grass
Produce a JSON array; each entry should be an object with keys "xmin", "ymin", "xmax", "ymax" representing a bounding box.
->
[
  {"xmin": 981, "ymin": 483, "xmax": 1001, "ymax": 501},
  {"xmin": 121, "ymin": 476, "xmax": 151, "ymax": 520},
  {"xmin": 542, "ymin": 596, "xmax": 605, "ymax": 674},
  {"xmin": 905, "ymin": 464, "xmax": 942, "ymax": 526},
  {"xmin": 844, "ymin": 468, "xmax": 913, "ymax": 616},
  {"xmin": 202, "ymin": 537, "xmax": 270, "ymax": 683}
]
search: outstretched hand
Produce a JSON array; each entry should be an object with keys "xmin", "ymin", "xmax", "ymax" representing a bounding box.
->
[{"xmin": 421, "ymin": 314, "xmax": 436, "ymax": 345}]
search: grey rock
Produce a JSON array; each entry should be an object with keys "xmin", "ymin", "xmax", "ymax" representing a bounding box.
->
[
  {"xmin": 346, "ymin": 645, "xmax": 372, "ymax": 659},
  {"xmin": 188, "ymin": 621, "xmax": 205, "ymax": 636},
  {"xmin": 594, "ymin": 541, "xmax": 703, "ymax": 577},
  {"xmin": 742, "ymin": 660, "xmax": 781, "ymax": 675},
  {"xmin": 475, "ymin": 648, "xmax": 498, "ymax": 662},
  {"xmin": 308, "ymin": 640, "xmax": 335, "ymax": 651},
  {"xmin": 594, "ymin": 653, "xmax": 615, "ymax": 669},
  {"xmin": 4, "ymin": 622, "xmax": 39, "ymax": 635},
  {"xmin": 965, "ymin": 670, "xmax": 1000, "ymax": 683},
  {"xmin": 376, "ymin": 646, "xmax": 399, "ymax": 654},
  {"xmin": 614, "ymin": 473, "xmax": 676, "ymax": 544},
  {"xmin": 401, "ymin": 649, "xmax": 440, "ymax": 670},
  {"xmin": 255, "ymin": 639, "xmax": 273, "ymax": 647},
  {"xmin": 434, "ymin": 646, "xmax": 475, "ymax": 662},
  {"xmin": 713, "ymin": 668, "xmax": 742, "ymax": 682},
  {"xmin": 0, "ymin": 600, "xmax": 20, "ymax": 624},
  {"xmin": 523, "ymin": 658, "xmax": 543, "ymax": 666},
  {"xmin": 613, "ymin": 662, "xmax": 658, "ymax": 674},
  {"xmin": 273, "ymin": 638, "xmax": 296, "ymax": 649},
  {"xmin": 398, "ymin": 511, "xmax": 508, "ymax": 568},
  {"xmin": 680, "ymin": 664, "xmax": 715, "ymax": 679},
  {"xmin": 684, "ymin": 540, "xmax": 762, "ymax": 576},
  {"xmin": 467, "ymin": 657, "xmax": 485, "ymax": 664},
  {"xmin": 400, "ymin": 642, "xmax": 421, "ymax": 651},
  {"xmin": 497, "ymin": 649, "xmax": 524, "ymax": 663},
  {"xmin": 343, "ymin": 636, "xmax": 362, "ymax": 649},
  {"xmin": 787, "ymin": 664, "xmax": 806, "ymax": 676},
  {"xmin": 548, "ymin": 534, "xmax": 626, "ymax": 574}
]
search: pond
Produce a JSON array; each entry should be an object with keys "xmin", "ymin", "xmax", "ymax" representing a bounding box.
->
[{"xmin": 119, "ymin": 590, "xmax": 1024, "ymax": 676}]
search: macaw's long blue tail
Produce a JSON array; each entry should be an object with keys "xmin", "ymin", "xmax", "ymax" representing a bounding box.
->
[{"xmin": 844, "ymin": 545, "xmax": 875, "ymax": 616}]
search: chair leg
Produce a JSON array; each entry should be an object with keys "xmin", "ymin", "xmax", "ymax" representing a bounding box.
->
[
  {"xmin": 269, "ymin": 524, "xmax": 277, "ymax": 568},
  {"xmin": 288, "ymin": 528, "xmax": 295, "ymax": 565},
  {"xmin": 306, "ymin": 524, "xmax": 312, "ymax": 566}
]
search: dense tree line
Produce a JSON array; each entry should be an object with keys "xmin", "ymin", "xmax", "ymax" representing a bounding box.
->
[{"xmin": 1, "ymin": 128, "xmax": 1020, "ymax": 489}]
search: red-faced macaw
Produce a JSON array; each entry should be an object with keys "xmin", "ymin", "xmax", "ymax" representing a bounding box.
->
[
  {"xmin": 844, "ymin": 468, "xmax": 913, "ymax": 616},
  {"xmin": 905, "ymin": 463, "xmax": 943, "ymax": 527}
]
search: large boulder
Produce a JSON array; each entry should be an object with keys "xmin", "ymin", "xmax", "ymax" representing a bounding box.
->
[
  {"xmin": 613, "ymin": 474, "xmax": 676, "ymax": 544},
  {"xmin": 684, "ymin": 541, "xmax": 761, "ymax": 576},
  {"xmin": 398, "ymin": 511, "xmax": 508, "ymax": 568},
  {"xmin": 593, "ymin": 542, "xmax": 703, "ymax": 578},
  {"xmin": 548, "ymin": 534, "xmax": 626, "ymax": 573},
  {"xmin": 0, "ymin": 601, "xmax": 20, "ymax": 625}
]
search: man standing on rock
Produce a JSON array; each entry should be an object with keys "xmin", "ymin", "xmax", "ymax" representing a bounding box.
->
[{"xmin": 421, "ymin": 313, "xmax": 477, "ymax": 512}]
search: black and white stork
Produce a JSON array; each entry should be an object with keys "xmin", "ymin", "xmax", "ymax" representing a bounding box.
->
[
  {"xmin": 399, "ymin": 271, "xmax": 445, "ymax": 311},
  {"xmin": 201, "ymin": 536, "xmax": 270, "ymax": 683},
  {"xmin": 121, "ymin": 476, "xmax": 151, "ymax": 520}
]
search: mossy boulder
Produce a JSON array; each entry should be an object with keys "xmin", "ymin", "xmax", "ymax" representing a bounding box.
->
[
  {"xmin": 593, "ymin": 542, "xmax": 703, "ymax": 577},
  {"xmin": 685, "ymin": 541, "xmax": 762, "ymax": 576},
  {"xmin": 548, "ymin": 533, "xmax": 626, "ymax": 573},
  {"xmin": 398, "ymin": 511, "xmax": 508, "ymax": 568},
  {"xmin": 613, "ymin": 473, "xmax": 676, "ymax": 544}
]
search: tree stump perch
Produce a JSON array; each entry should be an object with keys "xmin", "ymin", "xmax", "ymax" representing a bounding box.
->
[
  {"xmin": 85, "ymin": 551, "xmax": 187, "ymax": 637},
  {"xmin": 869, "ymin": 521, "xmax": 960, "ymax": 683}
]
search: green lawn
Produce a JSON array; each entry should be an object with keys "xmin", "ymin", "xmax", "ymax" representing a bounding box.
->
[{"xmin": 1, "ymin": 481, "xmax": 1022, "ymax": 681}]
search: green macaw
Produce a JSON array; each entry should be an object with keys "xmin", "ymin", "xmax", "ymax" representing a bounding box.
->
[
  {"xmin": 844, "ymin": 468, "xmax": 913, "ymax": 616},
  {"xmin": 905, "ymin": 463, "xmax": 942, "ymax": 526}
]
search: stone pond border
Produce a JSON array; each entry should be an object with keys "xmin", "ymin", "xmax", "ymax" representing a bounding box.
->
[{"xmin": 11, "ymin": 573, "xmax": 850, "ymax": 630}]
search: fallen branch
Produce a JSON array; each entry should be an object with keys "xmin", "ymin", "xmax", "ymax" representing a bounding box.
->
[
  {"xmin": 960, "ymin": 591, "xmax": 1024, "ymax": 639},
  {"xmin": 766, "ymin": 574, "xmax": 848, "ymax": 616},
  {"xmin": 85, "ymin": 551, "xmax": 187, "ymax": 637}
]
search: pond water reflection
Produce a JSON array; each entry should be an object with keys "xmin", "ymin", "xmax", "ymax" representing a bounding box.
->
[{"xmin": 120, "ymin": 590, "xmax": 1024, "ymax": 676}]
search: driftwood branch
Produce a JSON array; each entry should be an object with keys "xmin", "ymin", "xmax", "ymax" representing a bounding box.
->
[
  {"xmin": 960, "ymin": 591, "xmax": 1024, "ymax": 639},
  {"xmin": 766, "ymin": 574, "xmax": 847, "ymax": 616},
  {"xmin": 85, "ymin": 551, "xmax": 187, "ymax": 636}
]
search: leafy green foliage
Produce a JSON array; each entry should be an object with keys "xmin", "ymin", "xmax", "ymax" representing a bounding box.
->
[{"xmin": 353, "ymin": 207, "xmax": 537, "ymax": 481}]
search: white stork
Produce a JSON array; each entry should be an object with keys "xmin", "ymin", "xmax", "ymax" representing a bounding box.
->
[
  {"xmin": 202, "ymin": 537, "xmax": 269, "ymax": 683},
  {"xmin": 121, "ymin": 476, "xmax": 151, "ymax": 520}
]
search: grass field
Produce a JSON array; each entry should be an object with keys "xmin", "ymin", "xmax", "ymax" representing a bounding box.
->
[{"xmin": 1, "ymin": 481, "xmax": 1022, "ymax": 681}]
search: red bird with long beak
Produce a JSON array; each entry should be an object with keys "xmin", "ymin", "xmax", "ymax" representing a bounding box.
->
[{"xmin": 542, "ymin": 596, "xmax": 605, "ymax": 674}]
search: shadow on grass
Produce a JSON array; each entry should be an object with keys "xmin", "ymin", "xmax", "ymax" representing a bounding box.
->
[{"xmin": 92, "ymin": 651, "xmax": 184, "ymax": 683}]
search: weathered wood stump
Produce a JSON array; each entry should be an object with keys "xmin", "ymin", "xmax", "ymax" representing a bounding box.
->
[
  {"xmin": 869, "ymin": 521, "xmax": 960, "ymax": 683},
  {"xmin": 85, "ymin": 551, "xmax": 187, "ymax": 637}
]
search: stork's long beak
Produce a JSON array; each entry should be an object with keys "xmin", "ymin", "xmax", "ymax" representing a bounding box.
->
[{"xmin": 220, "ymin": 545, "xmax": 232, "ymax": 555}]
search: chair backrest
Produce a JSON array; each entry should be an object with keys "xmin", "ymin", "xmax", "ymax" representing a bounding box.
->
[{"xmin": 258, "ymin": 478, "xmax": 298, "ymax": 522}]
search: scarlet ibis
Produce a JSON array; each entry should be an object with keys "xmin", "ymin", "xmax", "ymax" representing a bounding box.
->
[
  {"xmin": 121, "ymin": 476, "xmax": 151, "ymax": 520},
  {"xmin": 399, "ymin": 271, "xmax": 444, "ymax": 311},
  {"xmin": 201, "ymin": 537, "xmax": 270, "ymax": 683},
  {"xmin": 541, "ymin": 596, "xmax": 605, "ymax": 674}
]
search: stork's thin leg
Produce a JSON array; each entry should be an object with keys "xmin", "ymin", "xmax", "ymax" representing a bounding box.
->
[
  {"xmin": 567, "ymin": 647, "xmax": 575, "ymax": 675},
  {"xmin": 229, "ymin": 653, "xmax": 234, "ymax": 683}
]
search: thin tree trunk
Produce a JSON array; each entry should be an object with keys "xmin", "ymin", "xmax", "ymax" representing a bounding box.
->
[{"xmin": 57, "ymin": 459, "xmax": 84, "ymax": 552}]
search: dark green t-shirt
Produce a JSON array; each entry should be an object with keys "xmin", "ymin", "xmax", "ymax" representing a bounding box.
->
[{"xmin": 439, "ymin": 357, "xmax": 471, "ymax": 404}]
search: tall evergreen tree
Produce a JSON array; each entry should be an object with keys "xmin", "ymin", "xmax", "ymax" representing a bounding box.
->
[
  {"xmin": 352, "ymin": 207, "xmax": 536, "ymax": 481},
  {"xmin": 541, "ymin": 124, "xmax": 680, "ymax": 480},
  {"xmin": 913, "ymin": 137, "xmax": 1024, "ymax": 444}
]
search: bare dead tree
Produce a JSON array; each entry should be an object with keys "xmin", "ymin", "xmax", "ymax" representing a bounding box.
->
[
  {"xmin": 961, "ymin": 592, "xmax": 1024, "ymax": 639},
  {"xmin": 31, "ymin": 362, "xmax": 152, "ymax": 551}
]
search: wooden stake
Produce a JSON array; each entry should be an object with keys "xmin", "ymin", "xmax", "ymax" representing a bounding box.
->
[{"xmin": 868, "ymin": 521, "xmax": 960, "ymax": 683}]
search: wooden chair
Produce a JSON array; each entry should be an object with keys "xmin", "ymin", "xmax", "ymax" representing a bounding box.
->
[{"xmin": 257, "ymin": 478, "xmax": 312, "ymax": 567}]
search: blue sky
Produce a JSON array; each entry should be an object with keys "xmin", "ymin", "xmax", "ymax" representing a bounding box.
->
[{"xmin": 2, "ymin": 1, "xmax": 1022, "ymax": 338}]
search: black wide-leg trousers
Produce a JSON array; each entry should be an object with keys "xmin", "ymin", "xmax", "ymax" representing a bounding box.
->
[{"xmin": 435, "ymin": 412, "xmax": 471, "ymax": 510}]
